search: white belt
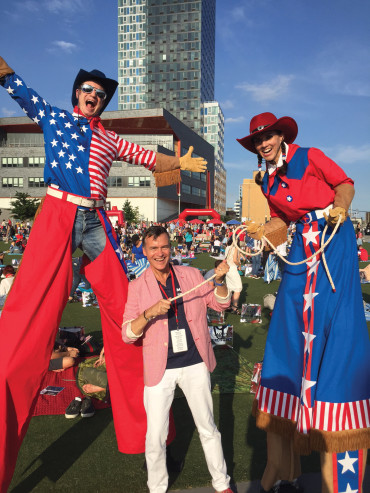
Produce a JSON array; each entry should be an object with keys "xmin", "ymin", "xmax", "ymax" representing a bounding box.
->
[
  {"xmin": 301, "ymin": 204, "xmax": 333, "ymax": 223},
  {"xmin": 47, "ymin": 187, "xmax": 104, "ymax": 209}
]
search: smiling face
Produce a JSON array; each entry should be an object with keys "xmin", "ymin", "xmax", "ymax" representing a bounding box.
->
[
  {"xmin": 76, "ymin": 80, "xmax": 105, "ymax": 118},
  {"xmin": 143, "ymin": 233, "xmax": 171, "ymax": 276},
  {"xmin": 253, "ymin": 130, "xmax": 284, "ymax": 163}
]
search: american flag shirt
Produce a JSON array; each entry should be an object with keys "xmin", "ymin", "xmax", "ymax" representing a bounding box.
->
[{"xmin": 3, "ymin": 73, "xmax": 156, "ymax": 200}]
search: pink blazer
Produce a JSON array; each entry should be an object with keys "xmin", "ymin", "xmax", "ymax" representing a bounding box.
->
[{"xmin": 122, "ymin": 265, "xmax": 230, "ymax": 386}]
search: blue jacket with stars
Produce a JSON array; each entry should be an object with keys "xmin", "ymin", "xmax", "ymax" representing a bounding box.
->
[{"xmin": 2, "ymin": 73, "xmax": 154, "ymax": 199}]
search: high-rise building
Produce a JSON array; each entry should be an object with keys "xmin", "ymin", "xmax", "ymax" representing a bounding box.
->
[
  {"xmin": 117, "ymin": 0, "xmax": 226, "ymax": 214},
  {"xmin": 201, "ymin": 101, "xmax": 226, "ymax": 214},
  {"xmin": 118, "ymin": 0, "xmax": 215, "ymax": 134}
]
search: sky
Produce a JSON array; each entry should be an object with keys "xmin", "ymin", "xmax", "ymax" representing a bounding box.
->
[{"xmin": 0, "ymin": 0, "xmax": 369, "ymax": 216}]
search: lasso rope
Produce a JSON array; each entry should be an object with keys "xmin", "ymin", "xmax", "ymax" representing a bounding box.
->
[
  {"xmin": 231, "ymin": 216, "xmax": 342, "ymax": 292},
  {"xmin": 170, "ymin": 214, "xmax": 342, "ymax": 301}
]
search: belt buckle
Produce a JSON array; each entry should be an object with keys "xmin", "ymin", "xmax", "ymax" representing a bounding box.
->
[{"xmin": 91, "ymin": 199, "xmax": 97, "ymax": 208}]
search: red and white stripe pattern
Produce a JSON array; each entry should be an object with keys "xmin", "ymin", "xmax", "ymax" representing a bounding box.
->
[
  {"xmin": 313, "ymin": 399, "xmax": 370, "ymax": 432},
  {"xmin": 256, "ymin": 384, "xmax": 370, "ymax": 433},
  {"xmin": 89, "ymin": 128, "xmax": 156, "ymax": 200},
  {"xmin": 256, "ymin": 385, "xmax": 300, "ymax": 422}
]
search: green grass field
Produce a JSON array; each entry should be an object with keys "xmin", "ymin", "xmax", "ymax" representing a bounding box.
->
[{"xmin": 1, "ymin": 240, "xmax": 369, "ymax": 492}]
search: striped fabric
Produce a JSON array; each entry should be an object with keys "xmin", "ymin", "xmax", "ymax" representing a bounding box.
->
[
  {"xmin": 256, "ymin": 384, "xmax": 370, "ymax": 433},
  {"xmin": 89, "ymin": 128, "xmax": 156, "ymax": 200}
]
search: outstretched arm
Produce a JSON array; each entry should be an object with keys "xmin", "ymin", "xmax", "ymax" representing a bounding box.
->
[{"xmin": 0, "ymin": 56, "xmax": 14, "ymax": 80}]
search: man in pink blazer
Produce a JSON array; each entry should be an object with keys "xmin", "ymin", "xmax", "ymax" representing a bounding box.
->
[{"xmin": 122, "ymin": 225, "xmax": 233, "ymax": 493}]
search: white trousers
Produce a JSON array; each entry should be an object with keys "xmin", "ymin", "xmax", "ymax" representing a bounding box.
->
[{"xmin": 144, "ymin": 362, "xmax": 230, "ymax": 493}]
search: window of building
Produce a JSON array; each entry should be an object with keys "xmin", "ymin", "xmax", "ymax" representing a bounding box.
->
[
  {"xmin": 1, "ymin": 157, "xmax": 24, "ymax": 167},
  {"xmin": 2, "ymin": 177, "xmax": 24, "ymax": 188},
  {"xmin": 107, "ymin": 177, "xmax": 123, "ymax": 187},
  {"xmin": 128, "ymin": 176, "xmax": 151, "ymax": 187},
  {"xmin": 28, "ymin": 177, "xmax": 45, "ymax": 187},
  {"xmin": 29, "ymin": 157, "xmax": 45, "ymax": 167},
  {"xmin": 181, "ymin": 183, "xmax": 191, "ymax": 194}
]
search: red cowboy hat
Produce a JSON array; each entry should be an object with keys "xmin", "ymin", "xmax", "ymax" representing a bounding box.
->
[{"xmin": 237, "ymin": 112, "xmax": 298, "ymax": 154}]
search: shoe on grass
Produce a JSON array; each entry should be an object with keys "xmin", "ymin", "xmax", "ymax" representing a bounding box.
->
[
  {"xmin": 65, "ymin": 397, "xmax": 83, "ymax": 419},
  {"xmin": 80, "ymin": 397, "xmax": 95, "ymax": 418}
]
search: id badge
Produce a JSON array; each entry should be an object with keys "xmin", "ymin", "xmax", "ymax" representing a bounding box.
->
[{"xmin": 171, "ymin": 329, "xmax": 188, "ymax": 353}]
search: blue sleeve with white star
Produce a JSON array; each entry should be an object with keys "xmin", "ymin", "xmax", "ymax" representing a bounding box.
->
[{"xmin": 2, "ymin": 73, "xmax": 52, "ymax": 127}]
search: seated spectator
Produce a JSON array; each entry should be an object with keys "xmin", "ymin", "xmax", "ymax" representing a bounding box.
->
[
  {"xmin": 171, "ymin": 248, "xmax": 183, "ymax": 265},
  {"xmin": 0, "ymin": 265, "xmax": 16, "ymax": 308},
  {"xmin": 204, "ymin": 259, "xmax": 223, "ymax": 286},
  {"xmin": 212, "ymin": 238, "xmax": 222, "ymax": 255},
  {"xmin": 131, "ymin": 234, "xmax": 146, "ymax": 263},
  {"xmin": 358, "ymin": 245, "xmax": 369, "ymax": 261},
  {"xmin": 9, "ymin": 240, "xmax": 22, "ymax": 254},
  {"xmin": 49, "ymin": 341, "xmax": 79, "ymax": 372}
]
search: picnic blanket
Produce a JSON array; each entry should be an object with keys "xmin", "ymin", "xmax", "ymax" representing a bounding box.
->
[{"xmin": 33, "ymin": 365, "xmax": 110, "ymax": 417}]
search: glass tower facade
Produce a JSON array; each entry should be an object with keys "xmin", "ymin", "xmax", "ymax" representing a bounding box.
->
[{"xmin": 118, "ymin": 0, "xmax": 215, "ymax": 134}]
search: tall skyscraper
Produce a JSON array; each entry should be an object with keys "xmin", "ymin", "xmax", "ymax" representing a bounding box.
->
[
  {"xmin": 118, "ymin": 0, "xmax": 215, "ymax": 134},
  {"xmin": 117, "ymin": 0, "xmax": 226, "ymax": 213}
]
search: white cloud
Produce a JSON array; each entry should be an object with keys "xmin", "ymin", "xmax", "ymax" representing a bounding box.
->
[
  {"xmin": 43, "ymin": 0, "xmax": 85, "ymax": 14},
  {"xmin": 225, "ymin": 116, "xmax": 246, "ymax": 124},
  {"xmin": 220, "ymin": 100, "xmax": 234, "ymax": 110},
  {"xmin": 0, "ymin": 108, "xmax": 17, "ymax": 117},
  {"xmin": 314, "ymin": 41, "xmax": 370, "ymax": 97},
  {"xmin": 50, "ymin": 40, "xmax": 78, "ymax": 54},
  {"xmin": 326, "ymin": 145, "xmax": 370, "ymax": 165},
  {"xmin": 236, "ymin": 75, "xmax": 295, "ymax": 102}
]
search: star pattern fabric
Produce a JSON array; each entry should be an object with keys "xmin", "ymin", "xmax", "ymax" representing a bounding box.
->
[{"xmin": 3, "ymin": 72, "xmax": 157, "ymax": 201}]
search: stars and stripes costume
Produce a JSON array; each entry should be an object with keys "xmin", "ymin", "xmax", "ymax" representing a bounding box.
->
[
  {"xmin": 0, "ymin": 70, "xmax": 172, "ymax": 492},
  {"xmin": 254, "ymin": 144, "xmax": 370, "ymax": 491}
]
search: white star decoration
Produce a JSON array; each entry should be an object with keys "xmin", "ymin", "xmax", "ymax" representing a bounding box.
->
[
  {"xmin": 32, "ymin": 116, "xmax": 40, "ymax": 124},
  {"xmin": 50, "ymin": 119, "xmax": 56, "ymax": 125},
  {"xmin": 58, "ymin": 150, "xmax": 66, "ymax": 158},
  {"xmin": 51, "ymin": 111, "xmax": 56, "ymax": 117},
  {"xmin": 302, "ymin": 332, "xmax": 316, "ymax": 354},
  {"xmin": 50, "ymin": 139, "xmax": 58, "ymax": 147},
  {"xmin": 38, "ymin": 109, "xmax": 45, "ymax": 118},
  {"xmin": 65, "ymin": 122, "xmax": 72, "ymax": 129},
  {"xmin": 303, "ymin": 284, "xmax": 319, "ymax": 312},
  {"xmin": 115, "ymin": 248, "xmax": 123, "ymax": 260},
  {"xmin": 65, "ymin": 162, "xmax": 72, "ymax": 169},
  {"xmin": 6, "ymin": 86, "xmax": 14, "ymax": 95},
  {"xmin": 301, "ymin": 377, "xmax": 316, "ymax": 407},
  {"xmin": 56, "ymin": 130, "xmax": 63, "ymax": 136},
  {"xmin": 287, "ymin": 195, "xmax": 293, "ymax": 202},
  {"xmin": 14, "ymin": 78, "xmax": 23, "ymax": 86},
  {"xmin": 71, "ymin": 132, "xmax": 79, "ymax": 140},
  {"xmin": 50, "ymin": 160, "xmax": 58, "ymax": 168},
  {"xmin": 306, "ymin": 256, "xmax": 320, "ymax": 277},
  {"xmin": 81, "ymin": 125, "xmax": 88, "ymax": 133},
  {"xmin": 302, "ymin": 226, "xmax": 320, "ymax": 246},
  {"xmin": 69, "ymin": 154, "xmax": 76, "ymax": 162},
  {"xmin": 76, "ymin": 167, "xmax": 83, "ymax": 174},
  {"xmin": 62, "ymin": 142, "xmax": 70, "ymax": 149},
  {"xmin": 59, "ymin": 112, "xmax": 66, "ymax": 118},
  {"xmin": 78, "ymin": 145, "xmax": 85, "ymax": 152},
  {"xmin": 31, "ymin": 95, "xmax": 39, "ymax": 104},
  {"xmin": 338, "ymin": 451, "xmax": 358, "ymax": 474},
  {"xmin": 339, "ymin": 484, "xmax": 358, "ymax": 493}
]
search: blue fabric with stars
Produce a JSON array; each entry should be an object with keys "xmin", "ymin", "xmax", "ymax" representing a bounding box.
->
[
  {"xmin": 260, "ymin": 216, "xmax": 370, "ymax": 404},
  {"xmin": 3, "ymin": 73, "xmax": 94, "ymax": 197}
]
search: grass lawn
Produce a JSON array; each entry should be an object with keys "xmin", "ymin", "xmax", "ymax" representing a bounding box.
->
[{"xmin": 1, "ymin": 240, "xmax": 369, "ymax": 492}]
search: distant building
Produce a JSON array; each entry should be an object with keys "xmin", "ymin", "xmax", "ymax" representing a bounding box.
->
[
  {"xmin": 117, "ymin": 0, "xmax": 226, "ymax": 214},
  {"xmin": 0, "ymin": 108, "xmax": 215, "ymax": 222},
  {"xmin": 241, "ymin": 171, "xmax": 271, "ymax": 223},
  {"xmin": 201, "ymin": 101, "xmax": 226, "ymax": 214}
]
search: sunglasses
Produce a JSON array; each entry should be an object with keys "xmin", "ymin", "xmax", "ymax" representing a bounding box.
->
[{"xmin": 79, "ymin": 83, "xmax": 107, "ymax": 100}]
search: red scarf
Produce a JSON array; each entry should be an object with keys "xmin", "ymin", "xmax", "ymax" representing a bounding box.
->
[{"xmin": 73, "ymin": 106, "xmax": 107, "ymax": 135}]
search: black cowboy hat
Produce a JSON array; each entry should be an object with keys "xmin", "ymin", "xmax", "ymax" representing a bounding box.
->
[
  {"xmin": 71, "ymin": 68, "xmax": 118, "ymax": 114},
  {"xmin": 237, "ymin": 112, "xmax": 298, "ymax": 154}
]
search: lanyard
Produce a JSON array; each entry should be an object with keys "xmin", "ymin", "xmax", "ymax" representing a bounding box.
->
[{"xmin": 157, "ymin": 268, "xmax": 179, "ymax": 328}]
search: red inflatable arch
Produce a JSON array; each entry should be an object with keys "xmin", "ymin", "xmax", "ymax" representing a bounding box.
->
[{"xmin": 178, "ymin": 208, "xmax": 221, "ymax": 222}]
